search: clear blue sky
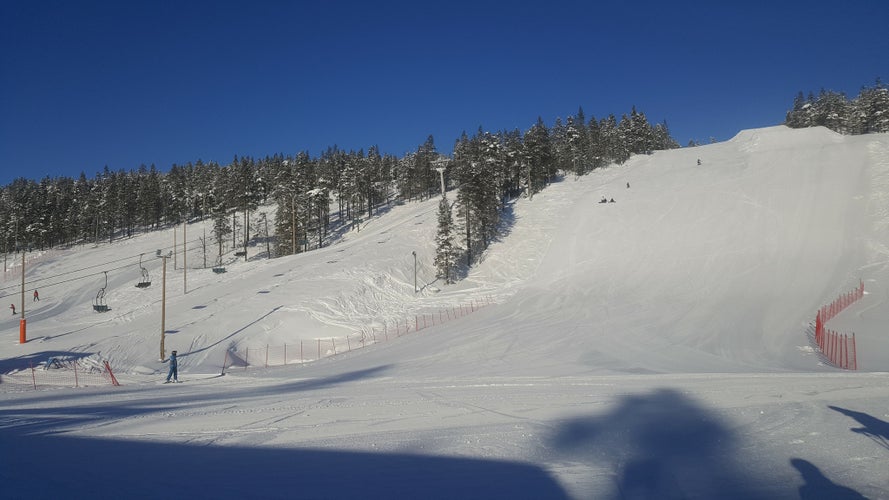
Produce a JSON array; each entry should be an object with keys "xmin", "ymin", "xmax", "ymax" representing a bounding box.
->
[{"xmin": 2, "ymin": 0, "xmax": 887, "ymax": 186}]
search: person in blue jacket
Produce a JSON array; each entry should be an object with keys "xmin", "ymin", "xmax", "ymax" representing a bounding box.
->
[{"xmin": 165, "ymin": 350, "xmax": 179, "ymax": 383}]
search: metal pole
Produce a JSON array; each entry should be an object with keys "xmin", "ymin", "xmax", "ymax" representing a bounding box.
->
[
  {"xmin": 183, "ymin": 218, "xmax": 187, "ymax": 294},
  {"xmin": 20, "ymin": 250, "xmax": 25, "ymax": 319},
  {"xmin": 436, "ymin": 167, "xmax": 446, "ymax": 196},
  {"xmin": 160, "ymin": 256, "xmax": 167, "ymax": 360},
  {"xmin": 264, "ymin": 213, "xmax": 270, "ymax": 257},
  {"xmin": 19, "ymin": 251, "xmax": 26, "ymax": 343}
]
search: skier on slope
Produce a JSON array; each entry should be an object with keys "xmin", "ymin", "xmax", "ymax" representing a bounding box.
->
[
  {"xmin": 165, "ymin": 350, "xmax": 179, "ymax": 383},
  {"xmin": 10, "ymin": 304, "xmax": 15, "ymax": 315}
]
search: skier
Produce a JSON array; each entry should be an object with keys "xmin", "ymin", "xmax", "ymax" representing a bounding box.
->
[
  {"xmin": 10, "ymin": 303, "xmax": 15, "ymax": 315},
  {"xmin": 627, "ymin": 182, "xmax": 630, "ymax": 189},
  {"xmin": 165, "ymin": 350, "xmax": 179, "ymax": 383},
  {"xmin": 33, "ymin": 290, "xmax": 39, "ymax": 302}
]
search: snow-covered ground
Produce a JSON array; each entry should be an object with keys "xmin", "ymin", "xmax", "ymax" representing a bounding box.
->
[{"xmin": 2, "ymin": 126, "xmax": 888, "ymax": 499}]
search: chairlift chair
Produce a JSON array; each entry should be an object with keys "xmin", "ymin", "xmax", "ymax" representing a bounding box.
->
[
  {"xmin": 135, "ymin": 254, "xmax": 151, "ymax": 288},
  {"xmin": 93, "ymin": 271, "xmax": 110, "ymax": 312}
]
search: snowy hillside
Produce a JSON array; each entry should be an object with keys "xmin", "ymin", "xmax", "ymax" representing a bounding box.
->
[{"xmin": 2, "ymin": 126, "xmax": 888, "ymax": 499}]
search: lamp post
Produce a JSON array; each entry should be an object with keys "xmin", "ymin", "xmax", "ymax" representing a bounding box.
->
[
  {"xmin": 412, "ymin": 251, "xmax": 417, "ymax": 293},
  {"xmin": 156, "ymin": 250, "xmax": 171, "ymax": 360},
  {"xmin": 291, "ymin": 193, "xmax": 297, "ymax": 255},
  {"xmin": 19, "ymin": 251, "xmax": 26, "ymax": 343},
  {"xmin": 183, "ymin": 215, "xmax": 187, "ymax": 295}
]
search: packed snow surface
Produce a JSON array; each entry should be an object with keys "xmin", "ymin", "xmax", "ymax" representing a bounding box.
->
[{"xmin": 2, "ymin": 126, "xmax": 889, "ymax": 499}]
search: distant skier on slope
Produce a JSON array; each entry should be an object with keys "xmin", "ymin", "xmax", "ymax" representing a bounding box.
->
[{"xmin": 10, "ymin": 304, "xmax": 15, "ymax": 315}]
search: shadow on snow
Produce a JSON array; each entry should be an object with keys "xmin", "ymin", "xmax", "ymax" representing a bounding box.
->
[
  {"xmin": 0, "ymin": 364, "xmax": 567, "ymax": 499},
  {"xmin": 828, "ymin": 405, "xmax": 889, "ymax": 451},
  {"xmin": 0, "ymin": 432, "xmax": 568, "ymax": 500},
  {"xmin": 547, "ymin": 388, "xmax": 868, "ymax": 499}
]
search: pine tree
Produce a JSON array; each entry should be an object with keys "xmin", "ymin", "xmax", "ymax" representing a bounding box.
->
[
  {"xmin": 434, "ymin": 194, "xmax": 458, "ymax": 284},
  {"xmin": 522, "ymin": 117, "xmax": 554, "ymax": 198},
  {"xmin": 855, "ymin": 80, "xmax": 889, "ymax": 133},
  {"xmin": 785, "ymin": 91, "xmax": 809, "ymax": 128}
]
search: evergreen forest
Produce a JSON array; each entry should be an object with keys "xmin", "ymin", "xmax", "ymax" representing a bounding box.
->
[{"xmin": 1, "ymin": 106, "xmax": 676, "ymax": 280}]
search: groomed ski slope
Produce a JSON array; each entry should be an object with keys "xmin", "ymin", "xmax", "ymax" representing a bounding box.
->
[{"xmin": 2, "ymin": 125, "xmax": 888, "ymax": 499}]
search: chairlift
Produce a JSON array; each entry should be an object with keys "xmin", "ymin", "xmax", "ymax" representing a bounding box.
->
[
  {"xmin": 93, "ymin": 271, "xmax": 110, "ymax": 312},
  {"xmin": 135, "ymin": 253, "xmax": 151, "ymax": 288}
]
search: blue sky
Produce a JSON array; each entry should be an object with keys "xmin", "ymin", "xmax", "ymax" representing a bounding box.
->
[{"xmin": 1, "ymin": 0, "xmax": 887, "ymax": 186}]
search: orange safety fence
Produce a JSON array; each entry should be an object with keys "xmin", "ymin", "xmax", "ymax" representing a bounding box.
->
[
  {"xmin": 813, "ymin": 280, "xmax": 863, "ymax": 370},
  {"xmin": 0, "ymin": 358, "xmax": 120, "ymax": 390},
  {"xmin": 223, "ymin": 296, "xmax": 494, "ymax": 373}
]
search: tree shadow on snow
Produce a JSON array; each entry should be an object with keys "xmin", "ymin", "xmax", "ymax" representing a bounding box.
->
[
  {"xmin": 450, "ymin": 196, "xmax": 519, "ymax": 282},
  {"xmin": 828, "ymin": 405, "xmax": 889, "ymax": 451},
  {"xmin": 548, "ymin": 388, "xmax": 772, "ymax": 499}
]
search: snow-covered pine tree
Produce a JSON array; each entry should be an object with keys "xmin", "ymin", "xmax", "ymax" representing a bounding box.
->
[
  {"xmin": 854, "ymin": 80, "xmax": 889, "ymax": 134},
  {"xmin": 785, "ymin": 91, "xmax": 811, "ymax": 129},
  {"xmin": 434, "ymin": 194, "xmax": 458, "ymax": 284},
  {"xmin": 811, "ymin": 89, "xmax": 851, "ymax": 134},
  {"xmin": 522, "ymin": 117, "xmax": 554, "ymax": 198}
]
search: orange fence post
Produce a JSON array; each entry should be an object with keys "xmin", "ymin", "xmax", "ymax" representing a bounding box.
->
[
  {"xmin": 830, "ymin": 331, "xmax": 837, "ymax": 364},
  {"xmin": 104, "ymin": 360, "xmax": 120, "ymax": 386},
  {"xmin": 851, "ymin": 333, "xmax": 857, "ymax": 370}
]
